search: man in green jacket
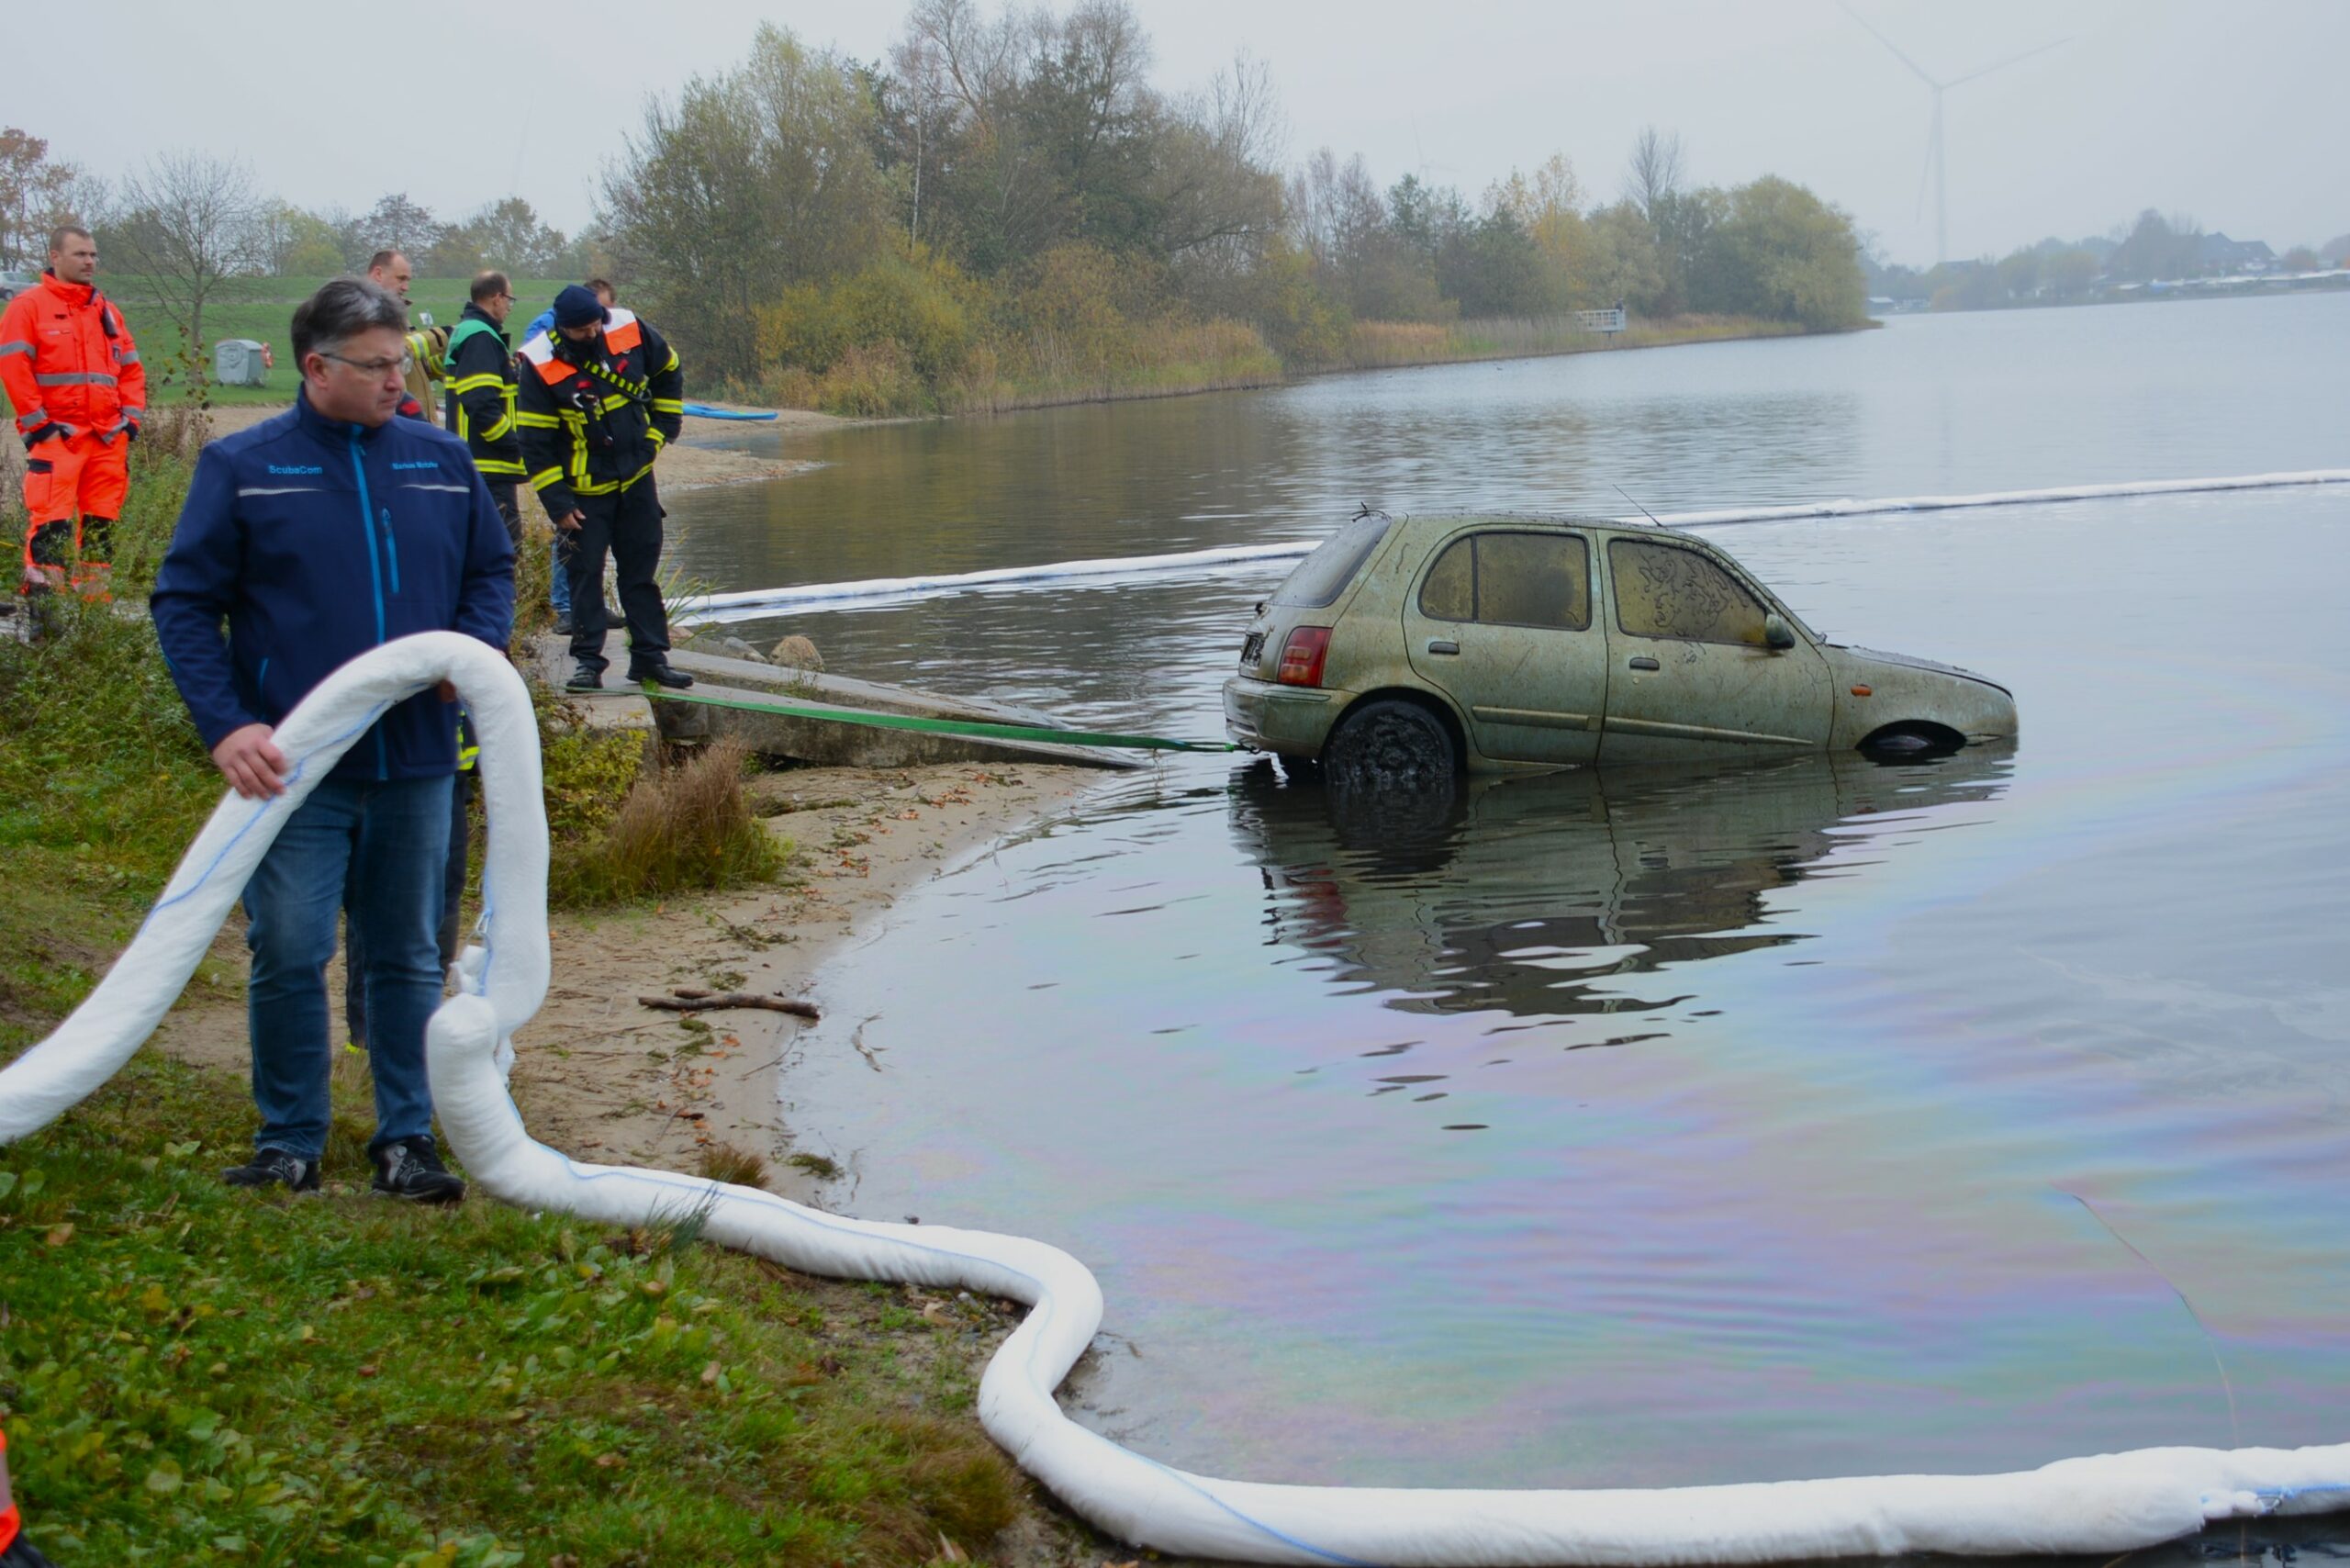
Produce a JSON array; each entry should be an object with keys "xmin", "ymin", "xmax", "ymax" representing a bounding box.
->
[{"xmin": 442, "ymin": 269, "xmax": 524, "ymax": 544}]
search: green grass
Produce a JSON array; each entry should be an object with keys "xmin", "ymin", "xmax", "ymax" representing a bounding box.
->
[
  {"xmin": 0, "ymin": 1053, "xmax": 1029, "ymax": 1565},
  {"xmin": 93, "ymin": 276, "xmax": 574, "ymax": 406},
  {"xmin": 0, "ymin": 432, "xmax": 219, "ymax": 880}
]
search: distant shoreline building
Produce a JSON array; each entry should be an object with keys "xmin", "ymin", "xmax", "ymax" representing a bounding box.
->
[{"xmin": 2191, "ymin": 232, "xmax": 2277, "ymax": 275}]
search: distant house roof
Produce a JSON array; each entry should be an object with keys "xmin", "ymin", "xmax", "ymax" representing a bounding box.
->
[{"xmin": 2195, "ymin": 232, "xmax": 2277, "ymax": 270}]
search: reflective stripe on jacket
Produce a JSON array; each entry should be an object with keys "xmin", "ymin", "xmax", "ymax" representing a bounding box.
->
[
  {"xmin": 402, "ymin": 324, "xmax": 448, "ymax": 427},
  {"xmin": 0, "ymin": 272, "xmax": 145, "ymax": 442},
  {"xmin": 442, "ymin": 305, "xmax": 523, "ymax": 477},
  {"xmin": 514, "ymin": 308, "xmax": 683, "ymax": 519}
]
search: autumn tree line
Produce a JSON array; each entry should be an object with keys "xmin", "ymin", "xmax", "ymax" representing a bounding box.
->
[
  {"xmin": 603, "ymin": 6, "xmax": 1869, "ymax": 409},
  {"xmin": 4, "ymin": 2, "xmax": 1873, "ymax": 414}
]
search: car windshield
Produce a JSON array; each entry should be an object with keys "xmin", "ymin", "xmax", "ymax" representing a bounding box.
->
[{"xmin": 1270, "ymin": 512, "xmax": 1392, "ymax": 609}]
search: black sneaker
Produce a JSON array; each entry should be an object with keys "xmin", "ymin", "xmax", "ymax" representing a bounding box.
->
[
  {"xmin": 629, "ymin": 662, "xmax": 694, "ymax": 689},
  {"xmin": 565, "ymin": 665, "xmax": 602, "ymax": 692},
  {"xmin": 222, "ymin": 1147, "xmax": 320, "ymax": 1193},
  {"xmin": 554, "ymin": 611, "xmax": 574, "ymax": 635},
  {"xmin": 371, "ymin": 1136, "xmax": 466, "ymax": 1204}
]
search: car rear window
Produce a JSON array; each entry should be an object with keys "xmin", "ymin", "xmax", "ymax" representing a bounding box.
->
[
  {"xmin": 1270, "ymin": 512, "xmax": 1393, "ymax": 608},
  {"xmin": 1417, "ymin": 532, "xmax": 1591, "ymax": 630},
  {"xmin": 1609, "ymin": 539, "xmax": 1769, "ymax": 645}
]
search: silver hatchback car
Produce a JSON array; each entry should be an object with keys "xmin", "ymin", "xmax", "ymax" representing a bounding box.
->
[{"xmin": 1223, "ymin": 510, "xmax": 2017, "ymax": 780}]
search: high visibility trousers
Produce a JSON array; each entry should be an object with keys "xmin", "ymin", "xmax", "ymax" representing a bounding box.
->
[{"xmin": 19, "ymin": 430, "xmax": 128, "ymax": 595}]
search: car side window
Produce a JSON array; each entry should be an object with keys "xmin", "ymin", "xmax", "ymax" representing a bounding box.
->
[
  {"xmin": 1608, "ymin": 539, "xmax": 1770, "ymax": 645},
  {"xmin": 1418, "ymin": 532, "xmax": 1590, "ymax": 631},
  {"xmin": 1418, "ymin": 538, "xmax": 1476, "ymax": 622}
]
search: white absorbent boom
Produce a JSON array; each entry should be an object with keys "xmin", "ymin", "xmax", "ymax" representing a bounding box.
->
[{"xmin": 3, "ymin": 631, "xmax": 2344, "ymax": 1565}]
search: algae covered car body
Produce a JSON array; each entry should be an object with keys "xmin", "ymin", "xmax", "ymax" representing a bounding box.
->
[{"xmin": 1222, "ymin": 510, "xmax": 2017, "ymax": 781}]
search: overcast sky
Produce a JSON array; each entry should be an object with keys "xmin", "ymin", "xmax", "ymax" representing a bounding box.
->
[{"xmin": 23, "ymin": 0, "xmax": 2349, "ymax": 267}]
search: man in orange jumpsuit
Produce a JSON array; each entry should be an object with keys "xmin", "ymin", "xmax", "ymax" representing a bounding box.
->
[{"xmin": 0, "ymin": 223, "xmax": 145, "ymax": 600}]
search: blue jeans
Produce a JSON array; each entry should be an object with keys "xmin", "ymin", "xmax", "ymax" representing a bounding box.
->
[
  {"xmin": 549, "ymin": 533, "xmax": 572, "ymax": 615},
  {"xmin": 243, "ymin": 775, "xmax": 453, "ymax": 1159},
  {"xmin": 341, "ymin": 767, "xmax": 474, "ymax": 1047}
]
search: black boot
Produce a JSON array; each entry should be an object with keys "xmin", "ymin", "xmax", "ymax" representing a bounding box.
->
[
  {"xmin": 628, "ymin": 660, "xmax": 694, "ymax": 689},
  {"xmin": 565, "ymin": 664, "xmax": 602, "ymax": 692}
]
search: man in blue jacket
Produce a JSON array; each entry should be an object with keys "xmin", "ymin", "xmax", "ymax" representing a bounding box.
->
[{"xmin": 152, "ymin": 277, "xmax": 515, "ymax": 1204}]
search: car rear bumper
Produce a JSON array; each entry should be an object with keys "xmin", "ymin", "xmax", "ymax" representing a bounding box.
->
[{"xmin": 1223, "ymin": 676, "xmax": 1343, "ymax": 756}]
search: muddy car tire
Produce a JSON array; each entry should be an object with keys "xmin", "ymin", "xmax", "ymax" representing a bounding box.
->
[{"xmin": 1322, "ymin": 699, "xmax": 1458, "ymax": 790}]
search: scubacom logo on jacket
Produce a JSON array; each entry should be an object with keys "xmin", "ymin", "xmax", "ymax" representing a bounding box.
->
[{"xmin": 266, "ymin": 464, "xmax": 323, "ymax": 475}]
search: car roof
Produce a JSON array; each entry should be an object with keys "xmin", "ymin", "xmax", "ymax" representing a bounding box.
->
[{"xmin": 1396, "ymin": 510, "xmax": 1679, "ymax": 536}]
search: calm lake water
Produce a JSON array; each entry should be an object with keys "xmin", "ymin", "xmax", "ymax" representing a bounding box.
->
[{"xmin": 669, "ymin": 295, "xmax": 2350, "ymax": 1498}]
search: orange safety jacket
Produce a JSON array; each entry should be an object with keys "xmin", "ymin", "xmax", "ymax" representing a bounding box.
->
[{"xmin": 0, "ymin": 271, "xmax": 146, "ymax": 443}]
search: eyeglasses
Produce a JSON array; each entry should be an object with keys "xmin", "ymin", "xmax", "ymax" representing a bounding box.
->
[{"xmin": 320, "ymin": 350, "xmax": 414, "ymax": 377}]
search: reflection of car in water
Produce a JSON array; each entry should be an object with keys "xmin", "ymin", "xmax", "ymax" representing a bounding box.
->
[
  {"xmin": 1222, "ymin": 510, "xmax": 2019, "ymax": 784},
  {"xmin": 1227, "ymin": 746, "xmax": 2011, "ymax": 1021}
]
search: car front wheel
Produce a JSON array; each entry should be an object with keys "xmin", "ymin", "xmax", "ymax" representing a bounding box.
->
[{"xmin": 1322, "ymin": 698, "xmax": 1459, "ymax": 790}]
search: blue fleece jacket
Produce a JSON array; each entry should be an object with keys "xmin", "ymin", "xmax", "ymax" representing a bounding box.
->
[{"xmin": 151, "ymin": 389, "xmax": 516, "ymax": 785}]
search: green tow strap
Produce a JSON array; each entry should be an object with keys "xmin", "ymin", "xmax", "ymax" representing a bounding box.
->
[{"xmin": 637, "ymin": 683, "xmax": 1242, "ymax": 754}]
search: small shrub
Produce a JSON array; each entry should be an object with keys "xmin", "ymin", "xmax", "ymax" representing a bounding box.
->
[
  {"xmin": 816, "ymin": 342, "xmax": 927, "ymax": 418},
  {"xmin": 755, "ymin": 280, "xmax": 849, "ymax": 374},
  {"xmin": 537, "ymin": 713, "xmax": 646, "ymax": 847},
  {"xmin": 698, "ymin": 1140, "xmax": 770, "ymax": 1190},
  {"xmin": 555, "ymin": 739, "xmax": 784, "ymax": 905},
  {"xmin": 832, "ymin": 249, "xmax": 979, "ymax": 382}
]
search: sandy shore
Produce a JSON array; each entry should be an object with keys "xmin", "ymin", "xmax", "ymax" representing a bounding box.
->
[
  {"xmin": 153, "ymin": 759, "xmax": 1108, "ymax": 1189},
  {"xmin": 193, "ymin": 399, "xmax": 839, "ymax": 492}
]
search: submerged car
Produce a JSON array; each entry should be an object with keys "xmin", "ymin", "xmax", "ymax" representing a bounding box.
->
[{"xmin": 1223, "ymin": 510, "xmax": 2017, "ymax": 780}]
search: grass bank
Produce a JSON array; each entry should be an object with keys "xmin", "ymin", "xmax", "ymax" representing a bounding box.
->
[
  {"xmin": 1308, "ymin": 311, "xmax": 1829, "ymax": 374},
  {"xmin": 88, "ymin": 276, "xmax": 573, "ymax": 407},
  {"xmin": 0, "ymin": 431, "xmax": 1058, "ymax": 1564}
]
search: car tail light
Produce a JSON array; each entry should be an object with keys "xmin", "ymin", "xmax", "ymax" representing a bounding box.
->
[{"xmin": 1277, "ymin": 626, "xmax": 1331, "ymax": 688}]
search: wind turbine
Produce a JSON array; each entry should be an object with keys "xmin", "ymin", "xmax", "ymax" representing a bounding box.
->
[{"xmin": 1841, "ymin": 4, "xmax": 2069, "ymax": 266}]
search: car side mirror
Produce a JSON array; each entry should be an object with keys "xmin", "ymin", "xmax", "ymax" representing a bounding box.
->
[{"xmin": 1763, "ymin": 613, "xmax": 1796, "ymax": 651}]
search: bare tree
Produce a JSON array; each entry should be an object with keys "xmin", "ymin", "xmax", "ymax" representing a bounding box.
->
[
  {"xmin": 0, "ymin": 128, "xmax": 94, "ymax": 272},
  {"xmin": 356, "ymin": 191, "xmax": 446, "ymax": 261},
  {"xmin": 106, "ymin": 151, "xmax": 263, "ymax": 361},
  {"xmin": 1625, "ymin": 126, "xmax": 1685, "ymax": 221},
  {"xmin": 891, "ymin": 30, "xmax": 947, "ymax": 246},
  {"xmin": 1153, "ymin": 51, "xmax": 1286, "ymax": 270}
]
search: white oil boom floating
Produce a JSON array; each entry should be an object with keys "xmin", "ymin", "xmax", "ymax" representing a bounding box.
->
[
  {"xmin": 5, "ymin": 632, "xmax": 2349, "ymax": 1564},
  {"xmin": 680, "ymin": 467, "xmax": 2350, "ymax": 622}
]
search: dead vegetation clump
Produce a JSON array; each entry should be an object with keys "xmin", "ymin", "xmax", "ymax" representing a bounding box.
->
[
  {"xmin": 697, "ymin": 1138, "xmax": 772, "ymax": 1190},
  {"xmin": 557, "ymin": 738, "xmax": 788, "ymax": 905}
]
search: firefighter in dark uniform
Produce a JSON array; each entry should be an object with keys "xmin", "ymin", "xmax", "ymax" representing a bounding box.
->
[
  {"xmin": 442, "ymin": 269, "xmax": 525, "ymax": 544},
  {"xmin": 516, "ymin": 285, "xmax": 693, "ymax": 691}
]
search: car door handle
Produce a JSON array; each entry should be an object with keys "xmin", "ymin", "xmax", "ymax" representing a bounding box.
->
[
  {"xmin": 1426, "ymin": 639, "xmax": 1460, "ymax": 655},
  {"xmin": 1628, "ymin": 656, "xmax": 1661, "ymax": 671}
]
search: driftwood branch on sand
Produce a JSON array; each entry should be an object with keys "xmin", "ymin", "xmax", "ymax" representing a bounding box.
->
[{"xmin": 637, "ymin": 988, "xmax": 820, "ymax": 1020}]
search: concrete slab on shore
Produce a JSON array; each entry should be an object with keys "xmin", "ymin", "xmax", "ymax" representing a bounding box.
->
[{"xmin": 529, "ymin": 634, "xmax": 1140, "ymax": 771}]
